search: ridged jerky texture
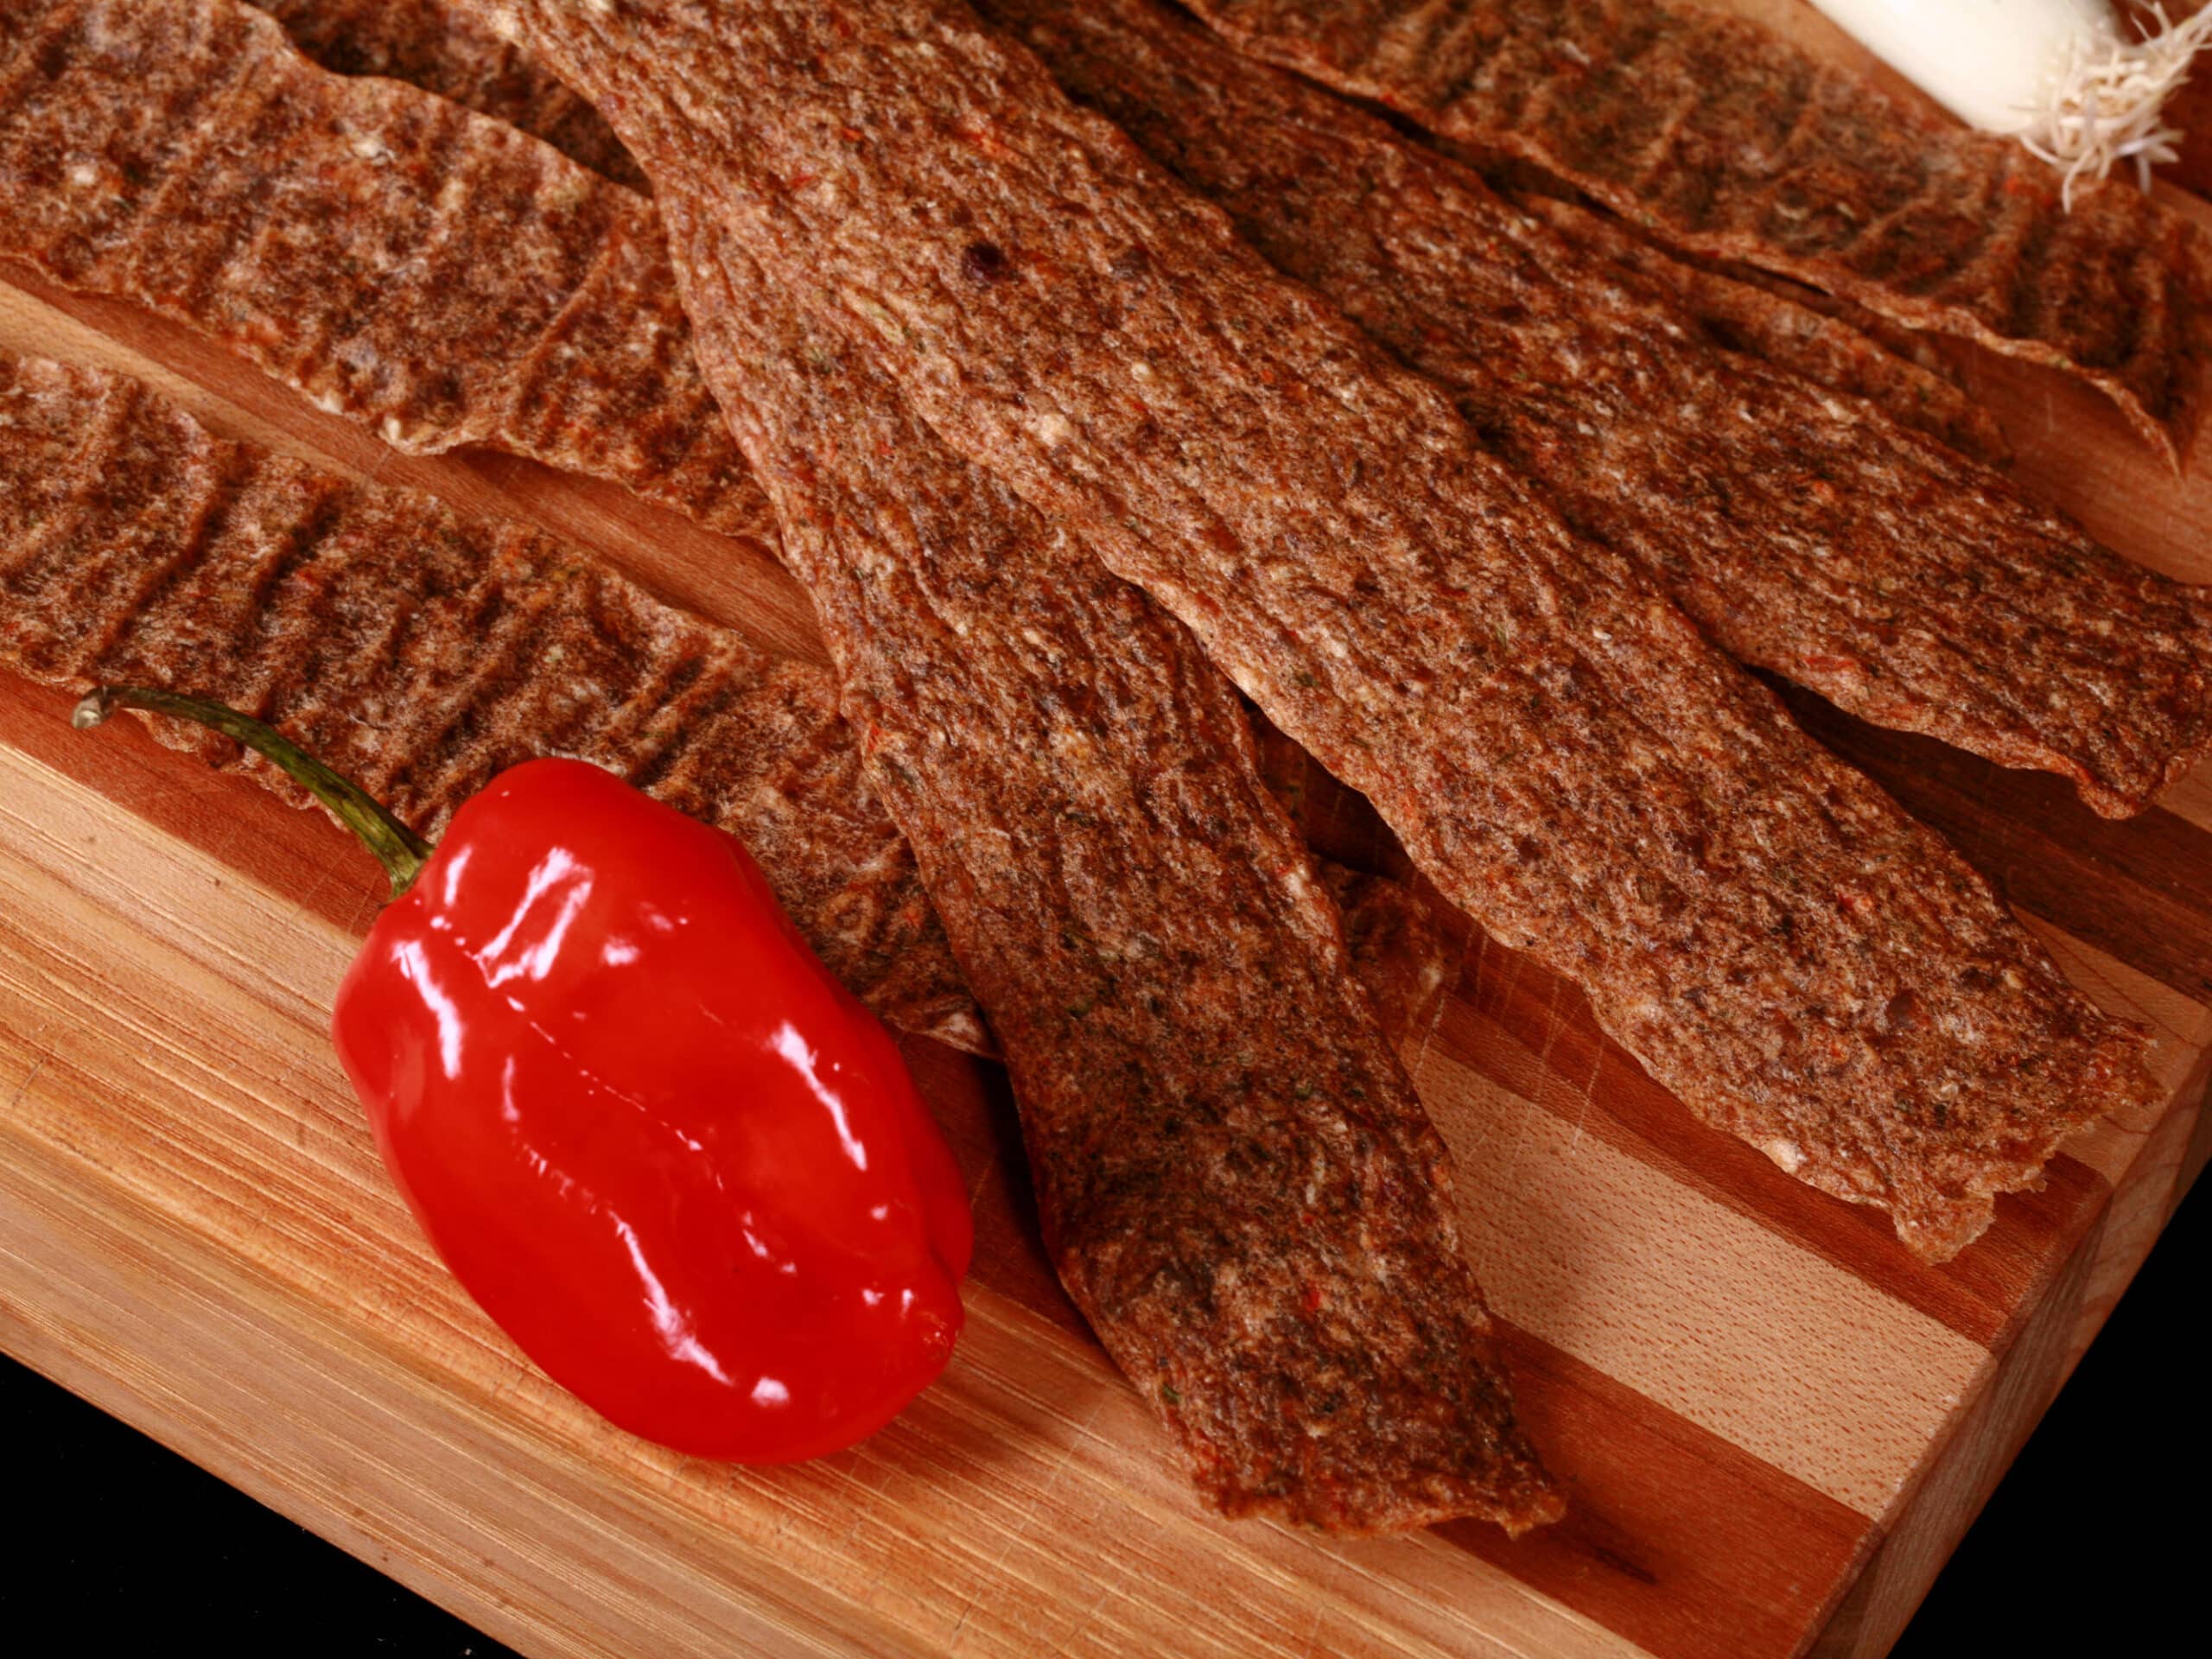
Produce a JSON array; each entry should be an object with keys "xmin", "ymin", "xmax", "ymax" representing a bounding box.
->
[
  {"xmin": 1470, "ymin": 152, "xmax": 1994, "ymax": 402},
  {"xmin": 0, "ymin": 0, "xmax": 767, "ymax": 541},
  {"xmin": 984, "ymin": 0, "xmax": 2212, "ymax": 817},
  {"xmin": 245, "ymin": 0, "xmax": 645, "ymax": 188},
  {"xmin": 0, "ymin": 347, "xmax": 980, "ymax": 1047},
  {"xmin": 209, "ymin": 0, "xmax": 2209, "ymax": 819},
  {"xmin": 25, "ymin": 0, "xmax": 2132, "ymax": 804},
  {"xmin": 0, "ymin": 347, "xmax": 1460, "ymax": 1072},
  {"xmin": 1496, "ymin": 184, "xmax": 2009, "ymax": 468},
  {"xmin": 1183, "ymin": 0, "xmax": 2212, "ymax": 468},
  {"xmin": 493, "ymin": 0, "xmax": 2155, "ymax": 1259},
  {"xmin": 259, "ymin": 0, "xmax": 2003, "ymax": 467},
  {"xmin": 656, "ymin": 188, "xmax": 1560, "ymax": 1535}
]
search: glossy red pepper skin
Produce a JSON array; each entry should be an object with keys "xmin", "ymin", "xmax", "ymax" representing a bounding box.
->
[{"xmin": 331, "ymin": 758, "xmax": 971, "ymax": 1463}]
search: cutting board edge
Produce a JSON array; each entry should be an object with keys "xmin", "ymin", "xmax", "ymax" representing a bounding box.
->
[
  {"xmin": 1805, "ymin": 1048, "xmax": 2210, "ymax": 1659},
  {"xmin": 5, "ymin": 721, "xmax": 2203, "ymax": 1659}
]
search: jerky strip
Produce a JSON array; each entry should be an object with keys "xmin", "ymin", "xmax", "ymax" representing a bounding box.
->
[
  {"xmin": 18, "ymin": 0, "xmax": 2110, "ymax": 810},
  {"xmin": 985, "ymin": 0, "xmax": 2212, "ymax": 816},
  {"xmin": 1498, "ymin": 185, "xmax": 2008, "ymax": 467},
  {"xmin": 1183, "ymin": 0, "xmax": 2212, "ymax": 467},
  {"xmin": 0, "ymin": 0, "xmax": 767, "ymax": 541},
  {"xmin": 1397, "ymin": 143, "xmax": 2003, "ymax": 461},
  {"xmin": 497, "ymin": 0, "xmax": 2155, "ymax": 1260},
  {"xmin": 0, "ymin": 346, "xmax": 1459, "ymax": 1072},
  {"xmin": 263, "ymin": 0, "xmax": 2000, "ymax": 465},
  {"xmin": 118, "ymin": 0, "xmax": 2202, "ymax": 815},
  {"xmin": 1471, "ymin": 153, "xmax": 1987, "ymax": 397},
  {"xmin": 660, "ymin": 190, "xmax": 1559, "ymax": 1534},
  {"xmin": 245, "ymin": 0, "xmax": 646, "ymax": 189},
  {"xmin": 0, "ymin": 346, "xmax": 979, "ymax": 1051}
]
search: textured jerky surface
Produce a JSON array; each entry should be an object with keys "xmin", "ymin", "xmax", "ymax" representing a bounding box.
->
[
  {"xmin": 266, "ymin": 0, "xmax": 2004, "ymax": 470},
  {"xmin": 247, "ymin": 0, "xmax": 645, "ymax": 188},
  {"xmin": 1497, "ymin": 184, "xmax": 2009, "ymax": 467},
  {"xmin": 1471, "ymin": 152, "xmax": 1990, "ymax": 396},
  {"xmin": 1185, "ymin": 0, "xmax": 2212, "ymax": 467},
  {"xmin": 498, "ymin": 0, "xmax": 2154, "ymax": 1259},
  {"xmin": 0, "ymin": 347, "xmax": 983, "ymax": 1050},
  {"xmin": 649, "ymin": 190, "xmax": 1558, "ymax": 1534},
  {"xmin": 987, "ymin": 0, "xmax": 2212, "ymax": 817},
  {"xmin": 0, "ymin": 0, "xmax": 766, "ymax": 540},
  {"xmin": 30, "ymin": 0, "xmax": 2158, "ymax": 814},
  {"xmin": 0, "ymin": 346, "xmax": 1461, "ymax": 1071}
]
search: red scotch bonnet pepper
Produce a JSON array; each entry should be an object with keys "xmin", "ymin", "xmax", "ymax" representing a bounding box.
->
[{"xmin": 75, "ymin": 686, "xmax": 972, "ymax": 1463}]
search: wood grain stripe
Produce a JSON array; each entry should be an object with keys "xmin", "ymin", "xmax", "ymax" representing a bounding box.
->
[
  {"xmin": 0, "ymin": 726, "xmax": 1880, "ymax": 1658},
  {"xmin": 1779, "ymin": 684, "xmax": 2212, "ymax": 1004},
  {"xmin": 0, "ymin": 735, "xmax": 1664, "ymax": 1659},
  {"xmin": 1446, "ymin": 1330, "xmax": 1867, "ymax": 1659},
  {"xmin": 1429, "ymin": 941, "xmax": 2104, "ymax": 1351},
  {"xmin": 1410, "ymin": 1047, "xmax": 1988, "ymax": 1516},
  {"xmin": 2158, "ymin": 765, "xmax": 2212, "ymax": 837}
]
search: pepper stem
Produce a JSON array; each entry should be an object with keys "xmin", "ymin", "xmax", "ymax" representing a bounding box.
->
[{"xmin": 73, "ymin": 686, "xmax": 431, "ymax": 899}]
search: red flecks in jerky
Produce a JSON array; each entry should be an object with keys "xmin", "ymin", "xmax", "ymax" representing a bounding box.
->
[
  {"xmin": 0, "ymin": 346, "xmax": 1461, "ymax": 1074},
  {"xmin": 0, "ymin": 0, "xmax": 768, "ymax": 541},
  {"xmin": 1183, "ymin": 0, "xmax": 2212, "ymax": 468},
  {"xmin": 979, "ymin": 0, "xmax": 2212, "ymax": 816},
  {"xmin": 490, "ymin": 0, "xmax": 2154, "ymax": 1265}
]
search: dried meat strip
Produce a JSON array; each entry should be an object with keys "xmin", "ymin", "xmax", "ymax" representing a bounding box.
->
[
  {"xmin": 1497, "ymin": 185, "xmax": 2009, "ymax": 467},
  {"xmin": 24, "ymin": 0, "xmax": 2128, "ymax": 810},
  {"xmin": 263, "ymin": 0, "xmax": 2000, "ymax": 465},
  {"xmin": 0, "ymin": 0, "xmax": 766, "ymax": 542},
  {"xmin": 245, "ymin": 0, "xmax": 645, "ymax": 188},
  {"xmin": 1474, "ymin": 152, "xmax": 1986, "ymax": 396},
  {"xmin": 0, "ymin": 346, "xmax": 982, "ymax": 1052},
  {"xmin": 983, "ymin": 0, "xmax": 2212, "ymax": 817},
  {"xmin": 0, "ymin": 345, "xmax": 1459, "ymax": 1073},
  {"xmin": 1183, "ymin": 0, "xmax": 2212, "ymax": 467},
  {"xmin": 494, "ymin": 0, "xmax": 2154, "ymax": 1260},
  {"xmin": 1391, "ymin": 143, "xmax": 2005, "ymax": 461},
  {"xmin": 664, "ymin": 193, "xmax": 1560, "ymax": 1534}
]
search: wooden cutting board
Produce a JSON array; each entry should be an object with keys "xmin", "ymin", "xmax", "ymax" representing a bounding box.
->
[{"xmin": 3, "ymin": 6, "xmax": 2211, "ymax": 1655}]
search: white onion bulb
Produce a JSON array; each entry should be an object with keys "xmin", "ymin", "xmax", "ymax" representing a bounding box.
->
[{"xmin": 1805, "ymin": 1, "xmax": 2212, "ymax": 204}]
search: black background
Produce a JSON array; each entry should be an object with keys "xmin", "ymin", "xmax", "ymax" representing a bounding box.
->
[{"xmin": 2, "ymin": 1182, "xmax": 2201, "ymax": 1656}]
